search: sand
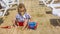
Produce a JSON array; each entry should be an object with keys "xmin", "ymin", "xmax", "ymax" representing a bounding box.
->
[{"xmin": 0, "ymin": 0, "xmax": 60, "ymax": 34}]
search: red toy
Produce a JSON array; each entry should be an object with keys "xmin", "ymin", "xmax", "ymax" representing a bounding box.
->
[{"xmin": 0, "ymin": 26, "xmax": 11, "ymax": 29}]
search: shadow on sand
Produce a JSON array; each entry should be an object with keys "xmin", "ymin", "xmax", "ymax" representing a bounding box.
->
[{"xmin": 0, "ymin": 18, "xmax": 4, "ymax": 25}]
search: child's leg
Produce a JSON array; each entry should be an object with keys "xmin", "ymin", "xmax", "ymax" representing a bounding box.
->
[
  {"xmin": 17, "ymin": 22, "xmax": 24, "ymax": 30},
  {"xmin": 22, "ymin": 20, "xmax": 28, "ymax": 30}
]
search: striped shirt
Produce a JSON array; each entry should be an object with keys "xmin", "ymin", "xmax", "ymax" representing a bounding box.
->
[{"xmin": 16, "ymin": 13, "xmax": 31, "ymax": 22}]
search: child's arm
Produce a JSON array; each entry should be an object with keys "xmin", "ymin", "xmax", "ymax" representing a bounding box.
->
[
  {"xmin": 13, "ymin": 18, "xmax": 18, "ymax": 27},
  {"xmin": 22, "ymin": 18, "xmax": 32, "ymax": 30},
  {"xmin": 29, "ymin": 17, "xmax": 33, "ymax": 22},
  {"xmin": 22, "ymin": 19, "xmax": 28, "ymax": 30},
  {"xmin": 15, "ymin": 19, "xmax": 18, "ymax": 26},
  {"xmin": 22, "ymin": 13, "xmax": 32, "ymax": 30}
]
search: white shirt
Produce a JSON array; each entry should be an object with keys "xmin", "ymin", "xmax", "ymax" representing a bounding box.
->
[{"xmin": 16, "ymin": 13, "xmax": 31, "ymax": 22}]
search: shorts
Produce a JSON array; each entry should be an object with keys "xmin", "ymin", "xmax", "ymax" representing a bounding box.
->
[{"xmin": 17, "ymin": 22, "xmax": 24, "ymax": 26}]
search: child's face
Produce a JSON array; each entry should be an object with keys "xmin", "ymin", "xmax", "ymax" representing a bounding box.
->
[{"xmin": 19, "ymin": 7, "xmax": 25, "ymax": 12}]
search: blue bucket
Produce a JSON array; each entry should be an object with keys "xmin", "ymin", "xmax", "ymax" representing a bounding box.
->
[{"xmin": 28, "ymin": 22, "xmax": 37, "ymax": 29}]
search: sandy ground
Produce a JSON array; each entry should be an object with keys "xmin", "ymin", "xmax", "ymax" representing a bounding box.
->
[{"xmin": 0, "ymin": 0, "xmax": 60, "ymax": 34}]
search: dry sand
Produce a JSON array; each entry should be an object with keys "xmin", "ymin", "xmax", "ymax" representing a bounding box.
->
[{"xmin": 0, "ymin": 0, "xmax": 60, "ymax": 34}]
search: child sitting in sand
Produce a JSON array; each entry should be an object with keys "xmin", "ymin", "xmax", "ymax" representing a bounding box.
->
[
  {"xmin": 13, "ymin": 3, "xmax": 31, "ymax": 30},
  {"xmin": 0, "ymin": 3, "xmax": 37, "ymax": 29}
]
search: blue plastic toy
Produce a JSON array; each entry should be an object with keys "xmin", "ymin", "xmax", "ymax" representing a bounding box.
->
[{"xmin": 28, "ymin": 22, "xmax": 37, "ymax": 29}]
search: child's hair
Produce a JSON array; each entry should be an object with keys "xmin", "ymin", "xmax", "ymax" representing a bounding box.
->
[{"xmin": 17, "ymin": 3, "xmax": 26, "ymax": 13}]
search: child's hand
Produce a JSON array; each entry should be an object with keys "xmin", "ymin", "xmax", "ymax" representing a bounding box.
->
[{"xmin": 22, "ymin": 27, "xmax": 25, "ymax": 30}]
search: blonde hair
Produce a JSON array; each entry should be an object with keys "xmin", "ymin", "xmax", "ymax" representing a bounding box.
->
[{"xmin": 17, "ymin": 3, "xmax": 26, "ymax": 13}]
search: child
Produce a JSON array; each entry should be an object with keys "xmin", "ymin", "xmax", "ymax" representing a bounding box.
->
[{"xmin": 14, "ymin": 3, "xmax": 31, "ymax": 30}]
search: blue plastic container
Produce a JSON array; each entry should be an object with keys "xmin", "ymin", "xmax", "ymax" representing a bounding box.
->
[{"xmin": 28, "ymin": 22, "xmax": 37, "ymax": 29}]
